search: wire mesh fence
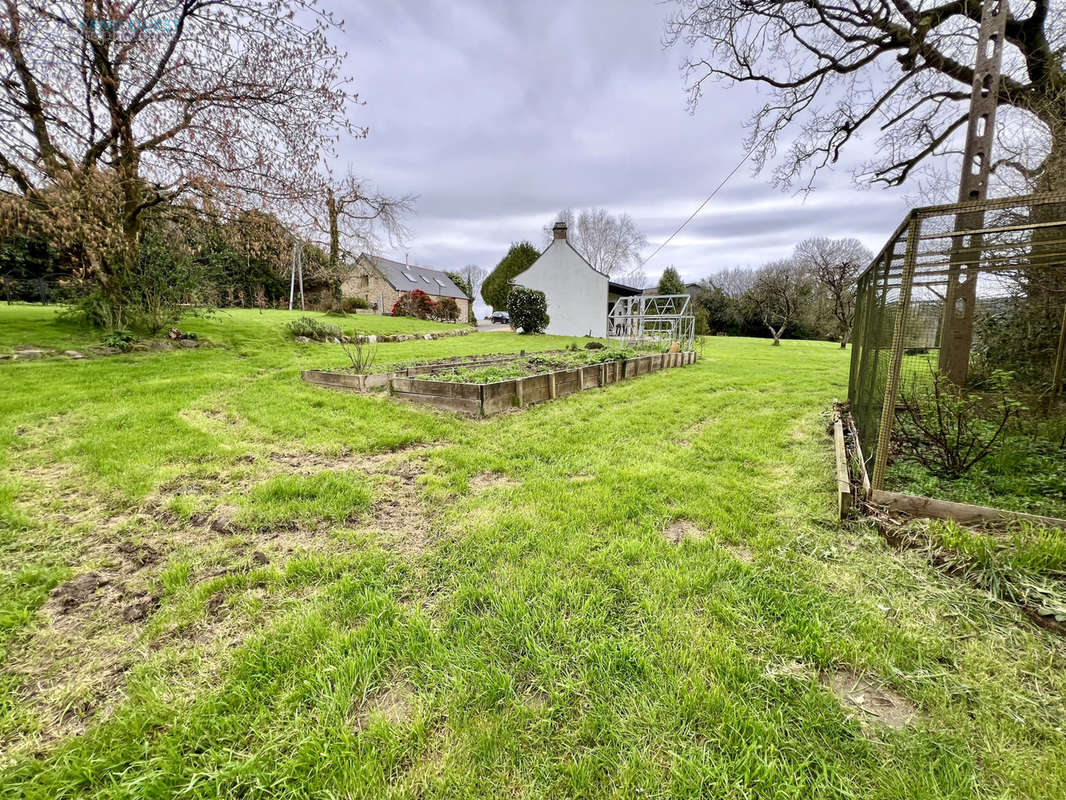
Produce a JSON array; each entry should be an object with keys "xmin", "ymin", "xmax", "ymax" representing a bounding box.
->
[{"xmin": 848, "ymin": 192, "xmax": 1066, "ymax": 496}]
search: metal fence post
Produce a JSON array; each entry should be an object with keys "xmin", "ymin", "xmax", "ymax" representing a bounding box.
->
[{"xmin": 871, "ymin": 213, "xmax": 921, "ymax": 490}]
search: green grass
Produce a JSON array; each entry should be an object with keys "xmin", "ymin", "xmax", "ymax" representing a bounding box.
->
[
  {"xmin": 0, "ymin": 303, "xmax": 471, "ymax": 353},
  {"xmin": 1, "ymin": 304, "xmax": 1065, "ymax": 798},
  {"xmin": 241, "ymin": 471, "xmax": 373, "ymax": 526}
]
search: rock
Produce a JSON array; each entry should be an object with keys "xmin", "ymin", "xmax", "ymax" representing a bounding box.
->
[
  {"xmin": 64, "ymin": 350, "xmax": 86, "ymax": 359},
  {"xmin": 121, "ymin": 594, "xmax": 158, "ymax": 623},
  {"xmin": 294, "ymin": 336, "xmax": 311, "ymax": 344},
  {"xmin": 13, "ymin": 348, "xmax": 45, "ymax": 360},
  {"xmin": 168, "ymin": 328, "xmax": 183, "ymax": 340},
  {"xmin": 424, "ymin": 333, "xmax": 433, "ymax": 340},
  {"xmin": 0, "ymin": 353, "xmax": 12, "ymax": 360},
  {"xmin": 251, "ymin": 550, "xmax": 269, "ymax": 566},
  {"xmin": 366, "ymin": 335, "xmax": 377, "ymax": 344},
  {"xmin": 178, "ymin": 339, "xmax": 198, "ymax": 348},
  {"xmin": 50, "ymin": 572, "xmax": 108, "ymax": 612},
  {"xmin": 100, "ymin": 346, "xmax": 122, "ymax": 355},
  {"xmin": 584, "ymin": 342, "xmax": 605, "ymax": 350},
  {"xmin": 150, "ymin": 340, "xmax": 174, "ymax": 351}
]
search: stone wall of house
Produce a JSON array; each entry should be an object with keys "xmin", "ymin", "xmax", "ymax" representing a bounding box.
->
[
  {"xmin": 340, "ymin": 261, "xmax": 402, "ymax": 313},
  {"xmin": 340, "ymin": 258, "xmax": 470, "ymax": 320}
]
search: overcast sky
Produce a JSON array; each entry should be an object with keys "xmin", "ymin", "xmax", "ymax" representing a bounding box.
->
[{"xmin": 331, "ymin": 0, "xmax": 913, "ymax": 304}]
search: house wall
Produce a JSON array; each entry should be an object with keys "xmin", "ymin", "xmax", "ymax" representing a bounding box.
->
[
  {"xmin": 340, "ymin": 257, "xmax": 470, "ymax": 319},
  {"xmin": 513, "ymin": 242, "xmax": 608, "ymax": 337}
]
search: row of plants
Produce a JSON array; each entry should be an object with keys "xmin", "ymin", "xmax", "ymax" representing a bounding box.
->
[{"xmin": 424, "ymin": 345, "xmax": 645, "ymax": 384}]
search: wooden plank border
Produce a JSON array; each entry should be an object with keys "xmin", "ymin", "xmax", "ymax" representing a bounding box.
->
[
  {"xmin": 833, "ymin": 416, "xmax": 853, "ymax": 518},
  {"xmin": 394, "ymin": 350, "xmax": 697, "ymax": 416},
  {"xmin": 870, "ymin": 489, "xmax": 1066, "ymax": 529}
]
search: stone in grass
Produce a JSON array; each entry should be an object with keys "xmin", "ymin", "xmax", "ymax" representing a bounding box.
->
[
  {"xmin": 14, "ymin": 348, "xmax": 46, "ymax": 360},
  {"xmin": 65, "ymin": 350, "xmax": 86, "ymax": 359},
  {"xmin": 177, "ymin": 339, "xmax": 199, "ymax": 348}
]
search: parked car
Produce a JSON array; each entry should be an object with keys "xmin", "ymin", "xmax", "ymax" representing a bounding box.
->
[{"xmin": 490, "ymin": 311, "xmax": 510, "ymax": 324}]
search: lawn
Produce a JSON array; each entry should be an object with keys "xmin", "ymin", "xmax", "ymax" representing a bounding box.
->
[
  {"xmin": 0, "ymin": 303, "xmax": 472, "ymax": 353},
  {"xmin": 1, "ymin": 306, "xmax": 1065, "ymax": 798}
]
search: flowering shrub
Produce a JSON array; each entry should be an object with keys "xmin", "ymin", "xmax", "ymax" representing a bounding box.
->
[{"xmin": 391, "ymin": 289, "xmax": 437, "ymax": 319}]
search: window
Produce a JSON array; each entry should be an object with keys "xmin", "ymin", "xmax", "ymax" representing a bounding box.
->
[
  {"xmin": 420, "ymin": 275, "xmax": 431, "ymax": 284},
  {"xmin": 434, "ymin": 278, "xmax": 446, "ymax": 288},
  {"xmin": 360, "ymin": 274, "xmax": 369, "ymax": 288},
  {"xmin": 401, "ymin": 271, "xmax": 415, "ymax": 281}
]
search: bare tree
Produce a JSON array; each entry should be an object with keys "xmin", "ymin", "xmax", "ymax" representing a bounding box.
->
[
  {"xmin": 546, "ymin": 208, "xmax": 648, "ymax": 282},
  {"xmin": 707, "ymin": 266, "xmax": 756, "ymax": 301},
  {"xmin": 794, "ymin": 237, "xmax": 872, "ymax": 347},
  {"xmin": 459, "ymin": 264, "xmax": 487, "ymax": 302},
  {"xmin": 665, "ymin": 1, "xmax": 1066, "ymax": 193},
  {"xmin": 301, "ymin": 168, "xmax": 412, "ymax": 304},
  {"xmin": 0, "ymin": 1, "xmax": 356, "ymax": 325},
  {"xmin": 746, "ymin": 260, "xmax": 813, "ymax": 345}
]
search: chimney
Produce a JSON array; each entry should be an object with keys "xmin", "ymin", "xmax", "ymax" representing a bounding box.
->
[{"xmin": 552, "ymin": 221, "xmax": 567, "ymax": 241}]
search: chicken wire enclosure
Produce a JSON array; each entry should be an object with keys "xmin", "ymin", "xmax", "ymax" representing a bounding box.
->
[
  {"xmin": 848, "ymin": 192, "xmax": 1066, "ymax": 491},
  {"xmin": 608, "ymin": 294, "xmax": 695, "ymax": 352}
]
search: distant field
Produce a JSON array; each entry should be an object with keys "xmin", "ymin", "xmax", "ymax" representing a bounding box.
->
[
  {"xmin": 1, "ymin": 304, "xmax": 1064, "ymax": 799},
  {"xmin": 0, "ymin": 304, "xmax": 473, "ymax": 353}
]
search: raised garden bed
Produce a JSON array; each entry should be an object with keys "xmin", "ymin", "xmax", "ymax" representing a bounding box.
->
[
  {"xmin": 301, "ymin": 351, "xmax": 569, "ymax": 392},
  {"xmin": 393, "ymin": 351, "xmax": 695, "ymax": 415},
  {"xmin": 302, "ymin": 349, "xmax": 697, "ymax": 415}
]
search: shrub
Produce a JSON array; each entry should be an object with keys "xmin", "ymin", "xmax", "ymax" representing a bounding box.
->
[
  {"xmin": 895, "ymin": 368, "xmax": 1024, "ymax": 479},
  {"xmin": 507, "ymin": 286, "xmax": 549, "ymax": 334},
  {"xmin": 286, "ymin": 316, "xmax": 342, "ymax": 341},
  {"xmin": 341, "ymin": 296, "xmax": 369, "ymax": 313},
  {"xmin": 392, "ymin": 289, "xmax": 437, "ymax": 319},
  {"xmin": 436, "ymin": 297, "xmax": 460, "ymax": 322},
  {"xmin": 103, "ymin": 329, "xmax": 136, "ymax": 351}
]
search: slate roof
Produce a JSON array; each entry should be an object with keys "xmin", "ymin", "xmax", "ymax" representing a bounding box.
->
[{"xmin": 360, "ymin": 254, "xmax": 469, "ymax": 300}]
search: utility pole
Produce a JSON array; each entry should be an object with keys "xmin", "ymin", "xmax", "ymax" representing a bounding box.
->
[
  {"xmin": 288, "ymin": 240, "xmax": 305, "ymax": 311},
  {"xmin": 938, "ymin": 0, "xmax": 1009, "ymax": 384}
]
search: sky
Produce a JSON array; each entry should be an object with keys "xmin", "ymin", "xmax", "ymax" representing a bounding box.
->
[{"xmin": 331, "ymin": 0, "xmax": 914, "ymax": 310}]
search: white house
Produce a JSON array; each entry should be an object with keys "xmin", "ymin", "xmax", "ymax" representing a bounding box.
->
[{"xmin": 512, "ymin": 221, "xmax": 641, "ymax": 337}]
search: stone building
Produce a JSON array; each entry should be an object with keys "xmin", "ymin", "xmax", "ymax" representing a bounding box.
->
[{"xmin": 341, "ymin": 254, "xmax": 471, "ymax": 319}]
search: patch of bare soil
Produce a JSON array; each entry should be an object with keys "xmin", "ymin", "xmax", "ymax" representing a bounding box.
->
[
  {"xmin": 352, "ymin": 683, "xmax": 415, "ymax": 732},
  {"xmin": 765, "ymin": 660, "xmax": 814, "ymax": 680},
  {"xmin": 676, "ymin": 417, "xmax": 718, "ymax": 446},
  {"xmin": 663, "ymin": 519, "xmax": 706, "ymax": 544},
  {"xmin": 521, "ymin": 687, "xmax": 551, "ymax": 711},
  {"xmin": 4, "ymin": 563, "xmax": 161, "ymax": 753},
  {"xmin": 723, "ymin": 542, "xmax": 755, "ymax": 564},
  {"xmin": 269, "ymin": 443, "xmax": 441, "ymax": 475},
  {"xmin": 470, "ymin": 471, "xmax": 518, "ymax": 491},
  {"xmin": 822, "ymin": 669, "xmax": 920, "ymax": 729},
  {"xmin": 366, "ymin": 462, "xmax": 434, "ymax": 555}
]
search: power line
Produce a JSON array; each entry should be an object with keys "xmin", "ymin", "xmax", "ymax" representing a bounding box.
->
[{"xmin": 641, "ymin": 138, "xmax": 764, "ymax": 269}]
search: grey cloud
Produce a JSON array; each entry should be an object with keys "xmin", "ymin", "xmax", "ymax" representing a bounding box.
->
[{"xmin": 332, "ymin": 0, "xmax": 911, "ymax": 293}]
